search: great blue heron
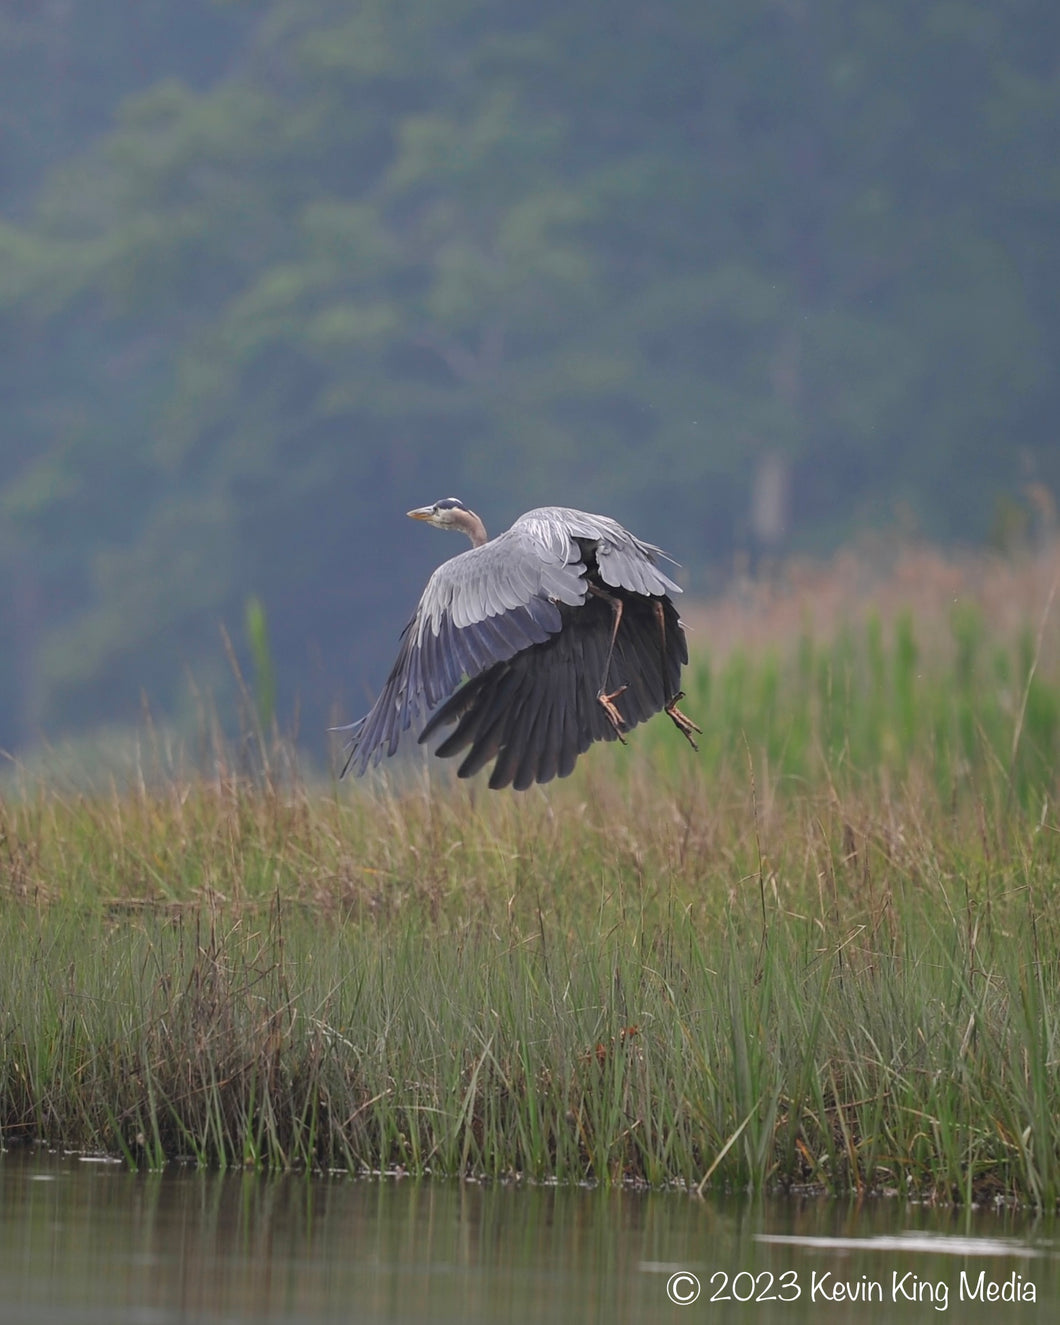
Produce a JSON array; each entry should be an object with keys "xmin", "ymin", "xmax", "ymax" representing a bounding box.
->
[{"xmin": 336, "ymin": 499, "xmax": 700, "ymax": 790}]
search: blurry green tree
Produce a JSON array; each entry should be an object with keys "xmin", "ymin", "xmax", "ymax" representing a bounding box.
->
[{"xmin": 1, "ymin": 0, "xmax": 1057, "ymax": 754}]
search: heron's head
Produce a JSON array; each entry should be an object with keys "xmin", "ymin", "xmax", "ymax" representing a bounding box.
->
[{"xmin": 407, "ymin": 498, "xmax": 487, "ymax": 547}]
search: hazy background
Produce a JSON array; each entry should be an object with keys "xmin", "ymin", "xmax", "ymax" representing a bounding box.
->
[{"xmin": 1, "ymin": 0, "xmax": 1058, "ymax": 764}]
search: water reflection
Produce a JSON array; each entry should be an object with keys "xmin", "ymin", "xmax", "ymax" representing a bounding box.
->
[{"xmin": 0, "ymin": 1150, "xmax": 1057, "ymax": 1323}]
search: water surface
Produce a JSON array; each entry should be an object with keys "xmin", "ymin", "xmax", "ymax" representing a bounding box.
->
[{"xmin": 1, "ymin": 1150, "xmax": 1057, "ymax": 1322}]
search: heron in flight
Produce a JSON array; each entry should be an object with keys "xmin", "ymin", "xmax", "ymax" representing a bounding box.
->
[{"xmin": 336, "ymin": 499, "xmax": 700, "ymax": 790}]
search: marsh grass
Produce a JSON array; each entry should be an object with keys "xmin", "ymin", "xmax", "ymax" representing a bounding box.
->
[{"xmin": 2, "ymin": 547, "xmax": 1060, "ymax": 1203}]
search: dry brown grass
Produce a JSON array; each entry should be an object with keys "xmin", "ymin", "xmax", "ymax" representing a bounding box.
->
[{"xmin": 685, "ymin": 534, "xmax": 1060, "ymax": 670}]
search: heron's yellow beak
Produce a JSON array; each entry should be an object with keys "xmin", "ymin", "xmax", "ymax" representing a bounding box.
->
[{"xmin": 407, "ymin": 506, "xmax": 434, "ymax": 521}]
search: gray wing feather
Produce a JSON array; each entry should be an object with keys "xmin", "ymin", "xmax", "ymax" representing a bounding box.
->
[
  {"xmin": 520, "ymin": 507, "xmax": 683, "ymax": 597},
  {"xmin": 340, "ymin": 519, "xmax": 587, "ymax": 776},
  {"xmin": 339, "ymin": 505, "xmax": 680, "ymax": 778}
]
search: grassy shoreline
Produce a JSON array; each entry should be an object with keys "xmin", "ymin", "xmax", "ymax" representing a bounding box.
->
[{"xmin": 2, "ymin": 557, "xmax": 1060, "ymax": 1203}]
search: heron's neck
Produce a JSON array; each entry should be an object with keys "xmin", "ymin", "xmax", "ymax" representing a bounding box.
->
[{"xmin": 459, "ymin": 511, "xmax": 488, "ymax": 548}]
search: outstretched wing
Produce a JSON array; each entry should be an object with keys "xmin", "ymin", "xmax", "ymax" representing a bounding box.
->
[
  {"xmin": 338, "ymin": 506, "xmax": 684, "ymax": 779},
  {"xmin": 338, "ymin": 515, "xmax": 588, "ymax": 776},
  {"xmin": 418, "ymin": 592, "xmax": 688, "ymax": 790}
]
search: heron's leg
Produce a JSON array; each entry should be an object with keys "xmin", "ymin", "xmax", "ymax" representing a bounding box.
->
[
  {"xmin": 653, "ymin": 601, "xmax": 702, "ymax": 750},
  {"xmin": 665, "ymin": 691, "xmax": 701, "ymax": 748},
  {"xmin": 588, "ymin": 584, "xmax": 628, "ymax": 741}
]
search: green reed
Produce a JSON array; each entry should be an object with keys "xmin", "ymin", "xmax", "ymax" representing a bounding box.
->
[
  {"xmin": 1, "ymin": 608, "xmax": 1058, "ymax": 1201},
  {"xmin": 2, "ymin": 857, "xmax": 1059, "ymax": 1202},
  {"xmin": 648, "ymin": 606, "xmax": 1059, "ymax": 805}
]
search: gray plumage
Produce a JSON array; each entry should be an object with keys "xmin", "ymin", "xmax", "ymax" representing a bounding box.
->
[{"xmin": 336, "ymin": 500, "xmax": 699, "ymax": 789}]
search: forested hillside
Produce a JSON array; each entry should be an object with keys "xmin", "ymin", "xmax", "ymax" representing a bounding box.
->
[{"xmin": 1, "ymin": 0, "xmax": 1058, "ymax": 758}]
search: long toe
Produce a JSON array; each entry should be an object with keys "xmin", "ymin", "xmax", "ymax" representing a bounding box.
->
[
  {"xmin": 665, "ymin": 694, "xmax": 701, "ymax": 749},
  {"xmin": 597, "ymin": 686, "xmax": 629, "ymax": 742}
]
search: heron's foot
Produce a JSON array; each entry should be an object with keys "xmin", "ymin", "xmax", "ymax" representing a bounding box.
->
[
  {"xmin": 665, "ymin": 692, "xmax": 701, "ymax": 750},
  {"xmin": 597, "ymin": 686, "xmax": 629, "ymax": 743}
]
